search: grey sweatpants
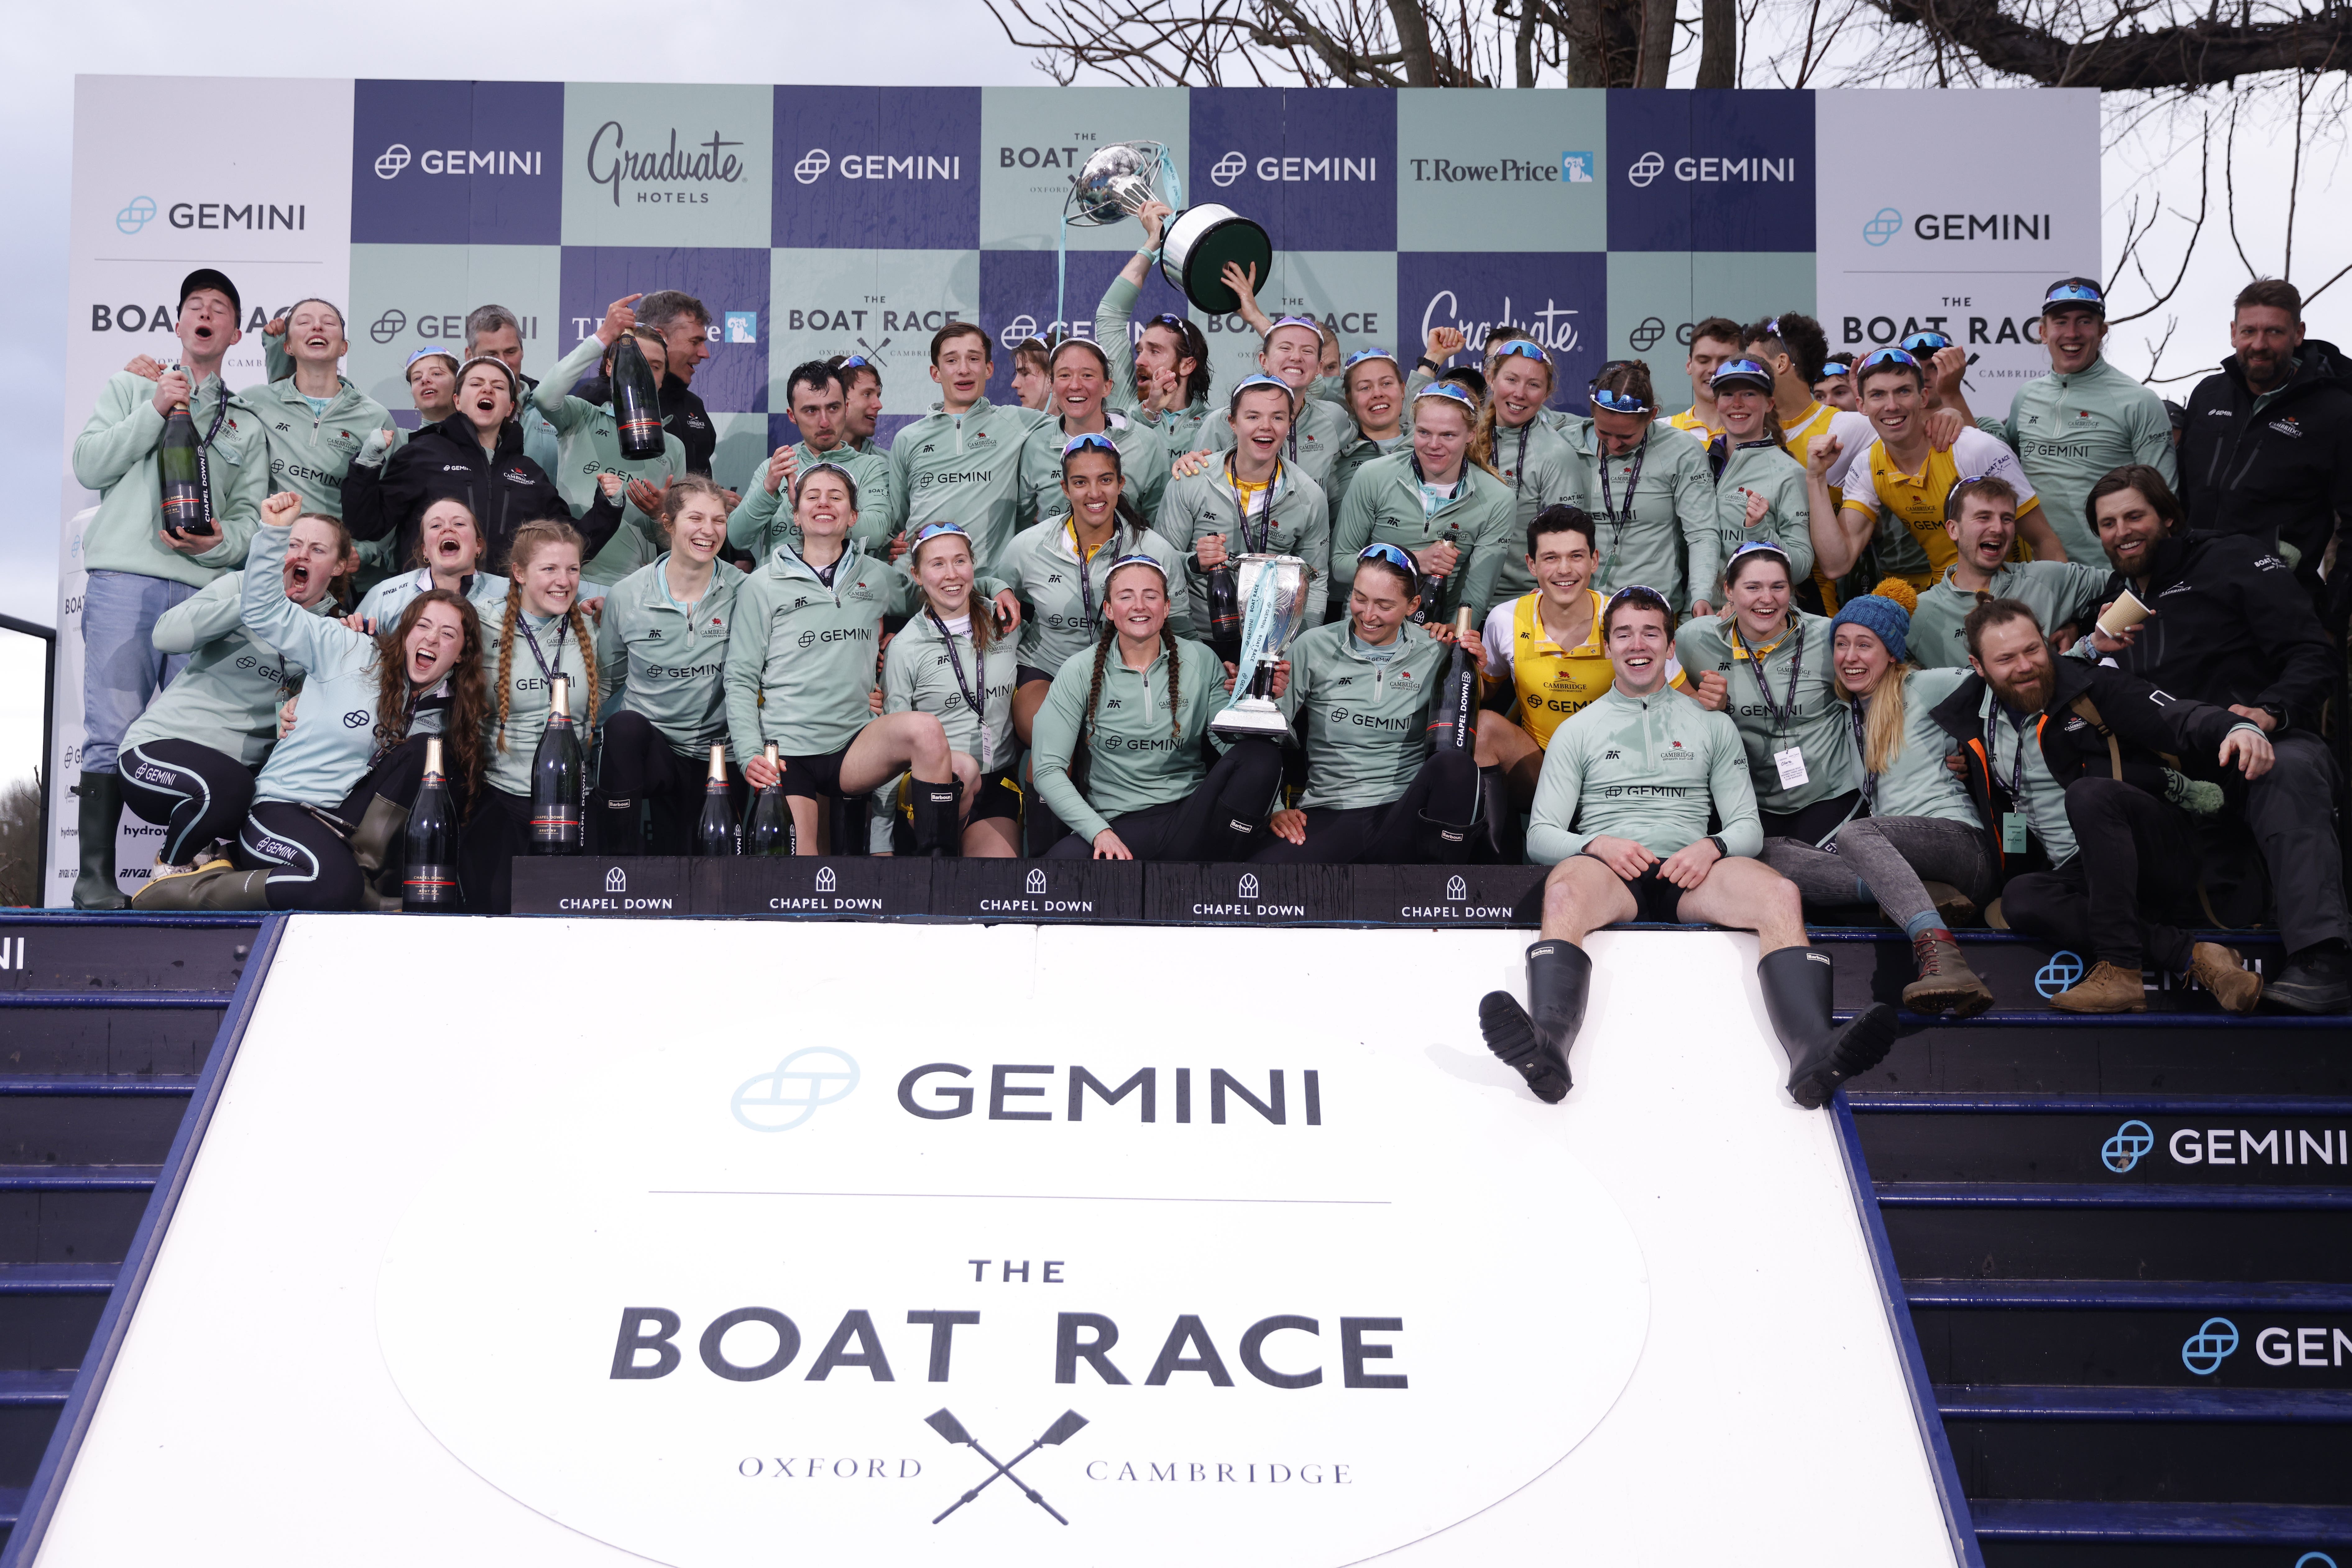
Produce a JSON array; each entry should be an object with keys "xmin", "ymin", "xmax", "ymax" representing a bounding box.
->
[{"xmin": 1763, "ymin": 814, "xmax": 1996, "ymax": 930}]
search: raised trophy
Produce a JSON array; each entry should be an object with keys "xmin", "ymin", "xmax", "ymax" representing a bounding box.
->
[
  {"xmin": 1061, "ymin": 140, "xmax": 1273, "ymax": 322},
  {"xmin": 1208, "ymin": 554, "xmax": 1310, "ymax": 739}
]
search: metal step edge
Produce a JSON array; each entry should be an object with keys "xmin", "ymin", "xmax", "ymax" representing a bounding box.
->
[
  {"xmin": 0, "ymin": 1265, "xmax": 118, "ymax": 1295},
  {"xmin": 1876, "ymin": 1182, "xmax": 2352, "ymax": 1210},
  {"xmin": 1851, "ymin": 1094, "xmax": 2352, "ymax": 1115},
  {"xmin": 0, "ymin": 994, "xmax": 236, "ymax": 1010},
  {"xmin": 1906, "ymin": 1278, "xmax": 2352, "ymax": 1311},
  {"xmin": 1836, "ymin": 1009, "xmax": 2352, "ymax": 1030},
  {"xmin": 1938, "ymin": 1384, "xmax": 2352, "ymax": 1422},
  {"xmin": 0, "ymin": 1167, "xmax": 161, "ymax": 1193},
  {"xmin": 0, "ymin": 1078, "xmax": 199, "ymax": 1097},
  {"xmin": 0, "ymin": 1372, "xmax": 76, "ymax": 1408},
  {"xmin": 1969, "ymin": 1497, "xmax": 2352, "ymax": 1543}
]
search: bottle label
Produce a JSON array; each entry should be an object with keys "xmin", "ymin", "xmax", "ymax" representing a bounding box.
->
[
  {"xmin": 403, "ymin": 865, "xmax": 459, "ymax": 905},
  {"xmin": 531, "ymin": 807, "xmax": 583, "ymax": 845}
]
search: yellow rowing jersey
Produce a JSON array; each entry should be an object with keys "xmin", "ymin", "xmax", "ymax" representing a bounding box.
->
[
  {"xmin": 1777, "ymin": 401, "xmax": 1871, "ymax": 612},
  {"xmin": 1666, "ymin": 408, "xmax": 1720, "ymax": 443},
  {"xmin": 1483, "ymin": 589, "xmax": 1686, "ymax": 748},
  {"xmin": 1851, "ymin": 428, "xmax": 2042, "ymax": 590}
]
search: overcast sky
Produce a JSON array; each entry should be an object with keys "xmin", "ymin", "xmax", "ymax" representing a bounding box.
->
[{"xmin": 1, "ymin": 0, "xmax": 2335, "ymax": 644}]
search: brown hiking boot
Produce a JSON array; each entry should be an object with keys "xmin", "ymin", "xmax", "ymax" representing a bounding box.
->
[
  {"xmin": 2187, "ymin": 942, "xmax": 2262, "ymax": 1014},
  {"xmin": 1903, "ymin": 932, "xmax": 1995, "ymax": 1017},
  {"xmin": 1922, "ymin": 881, "xmax": 1980, "ymax": 929},
  {"xmin": 2051, "ymin": 961, "xmax": 2147, "ymax": 1014}
]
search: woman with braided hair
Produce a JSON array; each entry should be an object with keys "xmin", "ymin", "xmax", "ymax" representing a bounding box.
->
[
  {"xmin": 464, "ymin": 517, "xmax": 598, "ymax": 911},
  {"xmin": 142, "ymin": 491, "xmax": 488, "ymax": 909},
  {"xmin": 1030, "ymin": 555, "xmax": 1286, "ymax": 861}
]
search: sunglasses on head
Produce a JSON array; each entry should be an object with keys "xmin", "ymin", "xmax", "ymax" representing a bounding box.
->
[
  {"xmin": 1062, "ymin": 431, "xmax": 1119, "ymax": 456},
  {"xmin": 1901, "ymin": 332, "xmax": 1953, "ymax": 354},
  {"xmin": 1268, "ymin": 315, "xmax": 1324, "ymax": 338},
  {"xmin": 1144, "ymin": 312, "xmax": 1190, "ymax": 332},
  {"xmin": 910, "ymin": 521, "xmax": 970, "ymax": 549},
  {"xmin": 1341, "ymin": 347, "xmax": 1399, "ymax": 371},
  {"xmin": 1710, "ymin": 357, "xmax": 1774, "ymax": 387},
  {"xmin": 1414, "ymin": 382, "xmax": 1480, "ymax": 413},
  {"xmin": 2044, "ymin": 279, "xmax": 2105, "ymax": 309},
  {"xmin": 1356, "ymin": 542, "xmax": 1418, "ymax": 576},
  {"xmin": 1820, "ymin": 359, "xmax": 1853, "ymax": 377},
  {"xmin": 1857, "ymin": 347, "xmax": 1922, "ymax": 372},
  {"xmin": 1105, "ymin": 552, "xmax": 1168, "ymax": 586},
  {"xmin": 1590, "ymin": 387, "xmax": 1652, "ymax": 413},
  {"xmin": 1605, "ymin": 584, "xmax": 1671, "ymax": 615},
  {"xmin": 1491, "ymin": 340, "xmax": 1547, "ymax": 363}
]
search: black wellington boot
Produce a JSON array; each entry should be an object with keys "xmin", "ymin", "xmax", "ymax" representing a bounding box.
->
[
  {"xmin": 72, "ymin": 774, "xmax": 132, "ymax": 909},
  {"xmin": 909, "ymin": 777, "xmax": 964, "ymax": 857},
  {"xmin": 1757, "ymin": 946, "xmax": 1898, "ymax": 1110},
  {"xmin": 596, "ymin": 796, "xmax": 643, "ymax": 857},
  {"xmin": 1478, "ymin": 941, "xmax": 1590, "ymax": 1104},
  {"xmin": 1475, "ymin": 765, "xmax": 1521, "ymax": 864}
]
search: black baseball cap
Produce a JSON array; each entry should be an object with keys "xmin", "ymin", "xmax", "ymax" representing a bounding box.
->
[{"xmin": 179, "ymin": 268, "xmax": 242, "ymax": 318}]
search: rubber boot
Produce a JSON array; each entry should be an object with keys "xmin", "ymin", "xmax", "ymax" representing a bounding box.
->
[
  {"xmin": 908, "ymin": 777, "xmax": 964, "ymax": 858},
  {"xmin": 829, "ymin": 792, "xmax": 868, "ymax": 857},
  {"xmin": 1414, "ymin": 808, "xmax": 1476, "ymax": 864},
  {"xmin": 132, "ymin": 853, "xmax": 234, "ymax": 912},
  {"xmin": 71, "ymin": 775, "xmax": 131, "ymax": 909},
  {"xmin": 596, "ymin": 796, "xmax": 643, "ymax": 857},
  {"xmin": 1757, "ymin": 946, "xmax": 1899, "ymax": 1110},
  {"xmin": 1902, "ymin": 931, "xmax": 1995, "ymax": 1017},
  {"xmin": 188, "ymin": 868, "xmax": 272, "ymax": 911},
  {"xmin": 1477, "ymin": 941, "xmax": 1589, "ymax": 1104}
]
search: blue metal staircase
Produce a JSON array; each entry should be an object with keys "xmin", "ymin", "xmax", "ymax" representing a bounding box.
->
[
  {"xmin": 0, "ymin": 914, "xmax": 272, "ymax": 1560},
  {"xmin": 1830, "ymin": 927, "xmax": 2352, "ymax": 1566}
]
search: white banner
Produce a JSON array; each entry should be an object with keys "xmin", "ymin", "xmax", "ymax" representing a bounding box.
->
[
  {"xmin": 1814, "ymin": 88, "xmax": 2100, "ymax": 421},
  {"xmin": 35, "ymin": 921, "xmax": 1959, "ymax": 1566},
  {"xmin": 48, "ymin": 75, "xmax": 354, "ymax": 903}
]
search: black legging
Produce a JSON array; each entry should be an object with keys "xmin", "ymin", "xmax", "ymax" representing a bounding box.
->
[
  {"xmin": 118, "ymin": 739, "xmax": 255, "ymax": 865},
  {"xmin": 598, "ymin": 710, "xmax": 741, "ymax": 854},
  {"xmin": 463, "ymin": 790, "xmax": 533, "ymax": 915},
  {"xmin": 1046, "ymin": 738, "xmax": 1284, "ymax": 860},
  {"xmin": 232, "ymin": 737, "xmax": 448, "ymax": 912},
  {"xmin": 1251, "ymin": 744, "xmax": 1478, "ymax": 865}
]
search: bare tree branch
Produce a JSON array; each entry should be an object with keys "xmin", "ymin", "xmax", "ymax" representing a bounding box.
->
[{"xmin": 1853, "ymin": 0, "xmax": 2352, "ymax": 90}]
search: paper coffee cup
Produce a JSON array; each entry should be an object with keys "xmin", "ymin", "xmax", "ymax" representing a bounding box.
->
[{"xmin": 2097, "ymin": 589, "xmax": 2150, "ymax": 637}]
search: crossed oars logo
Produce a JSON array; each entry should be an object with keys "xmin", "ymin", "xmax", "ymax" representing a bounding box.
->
[{"xmin": 924, "ymin": 1408, "xmax": 1089, "ymax": 1525}]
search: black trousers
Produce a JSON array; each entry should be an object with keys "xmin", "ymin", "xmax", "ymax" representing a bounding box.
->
[
  {"xmin": 1251, "ymin": 745, "xmax": 1478, "ymax": 865},
  {"xmin": 2002, "ymin": 775, "xmax": 2197, "ymax": 972},
  {"xmin": 1760, "ymin": 789, "xmax": 1864, "ymax": 846},
  {"xmin": 462, "ymin": 790, "xmax": 533, "ymax": 915},
  {"xmin": 598, "ymin": 711, "xmax": 742, "ymax": 854},
  {"xmin": 2242, "ymin": 732, "xmax": 2347, "ymax": 954},
  {"xmin": 232, "ymin": 738, "xmax": 447, "ymax": 912},
  {"xmin": 118, "ymin": 738, "xmax": 254, "ymax": 864},
  {"xmin": 1046, "ymin": 738, "xmax": 1284, "ymax": 861}
]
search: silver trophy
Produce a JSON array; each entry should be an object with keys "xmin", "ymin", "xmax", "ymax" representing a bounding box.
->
[
  {"xmin": 1209, "ymin": 554, "xmax": 1311, "ymax": 739},
  {"xmin": 1059, "ymin": 140, "xmax": 1273, "ymax": 320}
]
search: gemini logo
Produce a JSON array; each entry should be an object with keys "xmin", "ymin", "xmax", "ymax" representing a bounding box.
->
[
  {"xmin": 116, "ymin": 195, "xmax": 157, "ymax": 233},
  {"xmin": 2180, "ymin": 1317, "xmax": 2238, "ymax": 1376},
  {"xmin": 2034, "ymin": 950, "xmax": 2086, "ymax": 997},
  {"xmin": 731, "ymin": 1046, "xmax": 860, "ymax": 1132},
  {"xmin": 375, "ymin": 145, "xmax": 412, "ymax": 178},
  {"xmin": 794, "ymin": 149, "xmax": 831, "ymax": 185},
  {"xmin": 2101, "ymin": 1119, "xmax": 2155, "ymax": 1173},
  {"xmin": 1864, "ymin": 208, "xmax": 1905, "ymax": 247},
  {"xmin": 1626, "ymin": 151, "xmax": 1665, "ymax": 188},
  {"xmin": 1209, "ymin": 151, "xmax": 1248, "ymax": 187}
]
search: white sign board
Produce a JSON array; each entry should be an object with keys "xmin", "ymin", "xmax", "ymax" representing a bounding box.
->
[{"xmin": 35, "ymin": 921, "xmax": 1959, "ymax": 1565}]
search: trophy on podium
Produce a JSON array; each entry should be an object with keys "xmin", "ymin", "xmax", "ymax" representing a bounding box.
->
[
  {"xmin": 1208, "ymin": 554, "xmax": 1311, "ymax": 739},
  {"xmin": 1060, "ymin": 140, "xmax": 1274, "ymax": 324}
]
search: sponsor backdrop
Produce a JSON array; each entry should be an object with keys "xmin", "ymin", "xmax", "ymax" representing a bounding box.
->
[
  {"xmin": 48, "ymin": 76, "xmax": 2096, "ymax": 902},
  {"xmin": 32, "ymin": 920, "xmax": 1960, "ymax": 1563}
]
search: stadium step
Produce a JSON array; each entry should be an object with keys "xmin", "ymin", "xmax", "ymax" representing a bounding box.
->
[
  {"xmin": 0, "ymin": 914, "xmax": 262, "ymax": 1557},
  {"xmin": 1845, "ymin": 932, "xmax": 2352, "ymax": 1564}
]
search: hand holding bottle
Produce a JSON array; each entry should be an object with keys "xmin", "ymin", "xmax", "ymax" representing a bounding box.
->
[
  {"xmin": 1194, "ymin": 531, "xmax": 1230, "ymax": 571},
  {"xmin": 1413, "ymin": 538, "xmax": 1461, "ymax": 579},
  {"xmin": 744, "ymin": 749, "xmax": 781, "ymax": 789},
  {"xmin": 595, "ymin": 293, "xmax": 646, "ymax": 347},
  {"xmin": 150, "ymin": 367, "xmax": 192, "ymax": 417}
]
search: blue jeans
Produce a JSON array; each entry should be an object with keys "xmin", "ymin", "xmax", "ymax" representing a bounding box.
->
[{"xmin": 82, "ymin": 570, "xmax": 196, "ymax": 774}]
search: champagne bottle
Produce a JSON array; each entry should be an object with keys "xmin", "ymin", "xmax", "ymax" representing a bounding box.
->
[
  {"xmin": 402, "ymin": 737, "xmax": 459, "ymax": 911},
  {"xmin": 529, "ymin": 674, "xmax": 584, "ymax": 854},
  {"xmin": 1411, "ymin": 525, "xmax": 1459, "ymax": 625},
  {"xmin": 695, "ymin": 743, "xmax": 738, "ymax": 856},
  {"xmin": 746, "ymin": 743, "xmax": 792, "ymax": 856},
  {"xmin": 611, "ymin": 332, "xmax": 665, "ymax": 462},
  {"xmin": 158, "ymin": 399, "xmax": 205, "ymax": 539},
  {"xmin": 1205, "ymin": 562, "xmax": 1243, "ymax": 665},
  {"xmin": 1440, "ymin": 606, "xmax": 1479, "ymax": 755}
]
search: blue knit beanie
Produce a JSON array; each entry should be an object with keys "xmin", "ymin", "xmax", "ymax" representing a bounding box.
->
[{"xmin": 1829, "ymin": 578, "xmax": 1916, "ymax": 664}]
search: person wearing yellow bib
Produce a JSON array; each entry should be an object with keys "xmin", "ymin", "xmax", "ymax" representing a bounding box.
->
[
  {"xmin": 1475, "ymin": 506, "xmax": 1684, "ymax": 816},
  {"xmin": 1806, "ymin": 347, "xmax": 2065, "ymax": 594}
]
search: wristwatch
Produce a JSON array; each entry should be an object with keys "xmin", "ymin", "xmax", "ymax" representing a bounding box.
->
[
  {"xmin": 1706, "ymin": 835, "xmax": 1729, "ymax": 857},
  {"xmin": 2259, "ymin": 702, "xmax": 2288, "ymax": 733},
  {"xmin": 1416, "ymin": 356, "xmax": 1442, "ymax": 375}
]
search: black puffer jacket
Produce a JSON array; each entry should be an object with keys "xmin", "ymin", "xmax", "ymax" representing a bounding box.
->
[
  {"xmin": 342, "ymin": 413, "xmax": 622, "ymax": 573},
  {"xmin": 2092, "ymin": 531, "xmax": 2337, "ymax": 731},
  {"xmin": 2179, "ymin": 337, "xmax": 2352, "ymax": 620}
]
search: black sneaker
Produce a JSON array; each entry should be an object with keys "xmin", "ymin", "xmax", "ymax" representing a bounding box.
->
[
  {"xmin": 2265, "ymin": 942, "xmax": 2351, "ymax": 1015},
  {"xmin": 1789, "ymin": 1003, "xmax": 1899, "ymax": 1110},
  {"xmin": 1478, "ymin": 991, "xmax": 1572, "ymax": 1104}
]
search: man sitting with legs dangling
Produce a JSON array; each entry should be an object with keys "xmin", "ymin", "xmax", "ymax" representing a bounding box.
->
[{"xmin": 1477, "ymin": 584, "xmax": 1900, "ymax": 1109}]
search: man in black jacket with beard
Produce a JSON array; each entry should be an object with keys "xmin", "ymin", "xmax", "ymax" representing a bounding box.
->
[
  {"xmin": 2178, "ymin": 278, "xmax": 2352, "ymax": 629},
  {"xmin": 637, "ymin": 290, "xmax": 719, "ymax": 480},
  {"xmin": 1933, "ymin": 599, "xmax": 2273, "ymax": 1015},
  {"xmin": 2080, "ymin": 465, "xmax": 2349, "ymax": 1012}
]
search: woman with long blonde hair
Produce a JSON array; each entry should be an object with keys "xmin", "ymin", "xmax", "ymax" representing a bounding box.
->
[{"xmin": 1755, "ymin": 578, "xmax": 1998, "ymax": 1015}]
